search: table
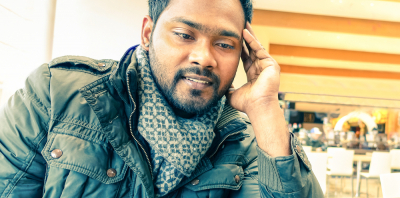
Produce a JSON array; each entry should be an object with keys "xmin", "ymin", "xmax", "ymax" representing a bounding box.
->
[
  {"xmin": 348, "ymin": 149, "xmax": 374, "ymax": 155},
  {"xmin": 354, "ymin": 155, "xmax": 372, "ymax": 197},
  {"xmin": 311, "ymin": 151, "xmax": 372, "ymax": 197}
]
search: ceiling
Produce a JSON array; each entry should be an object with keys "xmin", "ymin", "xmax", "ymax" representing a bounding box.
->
[
  {"xmin": 251, "ymin": 0, "xmax": 400, "ymax": 107},
  {"xmin": 293, "ymin": 102, "xmax": 361, "ymax": 115},
  {"xmin": 253, "ymin": 0, "xmax": 400, "ymax": 22}
]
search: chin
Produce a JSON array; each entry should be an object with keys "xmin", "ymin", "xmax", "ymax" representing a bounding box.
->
[{"xmin": 170, "ymin": 92, "xmax": 221, "ymax": 115}]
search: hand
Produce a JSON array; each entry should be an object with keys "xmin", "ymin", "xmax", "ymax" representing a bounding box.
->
[
  {"xmin": 227, "ymin": 22, "xmax": 280, "ymax": 114},
  {"xmin": 226, "ymin": 23, "xmax": 290, "ymax": 157}
]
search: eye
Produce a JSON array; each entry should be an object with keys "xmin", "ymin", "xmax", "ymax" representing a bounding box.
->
[
  {"xmin": 174, "ymin": 32, "xmax": 194, "ymax": 40},
  {"xmin": 217, "ymin": 43, "xmax": 234, "ymax": 49}
]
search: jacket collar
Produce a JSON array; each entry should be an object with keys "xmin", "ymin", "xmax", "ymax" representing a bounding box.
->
[
  {"xmin": 109, "ymin": 45, "xmax": 139, "ymax": 110},
  {"xmin": 110, "ymin": 45, "xmax": 248, "ymax": 141}
]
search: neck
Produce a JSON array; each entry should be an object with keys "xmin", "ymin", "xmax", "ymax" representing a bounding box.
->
[{"xmin": 172, "ymin": 106, "xmax": 196, "ymax": 119}]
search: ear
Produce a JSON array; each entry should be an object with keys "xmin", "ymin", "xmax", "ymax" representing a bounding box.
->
[{"xmin": 141, "ymin": 15, "xmax": 153, "ymax": 51}]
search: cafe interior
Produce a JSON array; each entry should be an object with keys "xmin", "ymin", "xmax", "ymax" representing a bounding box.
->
[
  {"xmin": 1, "ymin": 0, "xmax": 400, "ymax": 197},
  {"xmin": 249, "ymin": 1, "xmax": 400, "ymax": 197}
]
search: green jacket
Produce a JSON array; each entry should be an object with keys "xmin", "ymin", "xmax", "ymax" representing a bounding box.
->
[{"xmin": 0, "ymin": 46, "xmax": 323, "ymax": 198}]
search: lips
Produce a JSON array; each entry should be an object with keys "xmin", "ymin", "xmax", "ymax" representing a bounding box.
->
[
  {"xmin": 183, "ymin": 77, "xmax": 210, "ymax": 84},
  {"xmin": 181, "ymin": 75, "xmax": 213, "ymax": 89}
]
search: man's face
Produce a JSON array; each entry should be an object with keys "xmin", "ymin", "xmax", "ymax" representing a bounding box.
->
[{"xmin": 147, "ymin": 0, "xmax": 245, "ymax": 116}]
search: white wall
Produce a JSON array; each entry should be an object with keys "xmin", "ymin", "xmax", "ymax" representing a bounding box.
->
[
  {"xmin": 0, "ymin": 0, "xmax": 56, "ymax": 105},
  {"xmin": 0, "ymin": 0, "xmax": 147, "ymax": 105},
  {"xmin": 52, "ymin": 0, "xmax": 148, "ymax": 60}
]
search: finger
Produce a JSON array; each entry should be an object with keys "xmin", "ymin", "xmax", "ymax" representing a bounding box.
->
[
  {"xmin": 243, "ymin": 29, "xmax": 269, "ymax": 60},
  {"xmin": 243, "ymin": 39, "xmax": 253, "ymax": 63},
  {"xmin": 225, "ymin": 84, "xmax": 235, "ymax": 105},
  {"xmin": 241, "ymin": 47, "xmax": 249, "ymax": 64},
  {"xmin": 242, "ymin": 25, "xmax": 254, "ymax": 59},
  {"xmin": 256, "ymin": 58, "xmax": 277, "ymax": 72},
  {"xmin": 245, "ymin": 23, "xmax": 272, "ymax": 57},
  {"xmin": 241, "ymin": 43, "xmax": 252, "ymax": 72},
  {"xmin": 245, "ymin": 22, "xmax": 258, "ymax": 40},
  {"xmin": 242, "ymin": 40, "xmax": 250, "ymax": 57},
  {"xmin": 229, "ymin": 84, "xmax": 235, "ymax": 91},
  {"xmin": 242, "ymin": 31, "xmax": 256, "ymax": 62}
]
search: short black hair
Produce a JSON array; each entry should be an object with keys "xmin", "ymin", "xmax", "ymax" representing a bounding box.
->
[{"xmin": 148, "ymin": 0, "xmax": 253, "ymax": 27}]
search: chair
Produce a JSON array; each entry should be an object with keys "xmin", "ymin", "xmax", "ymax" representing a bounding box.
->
[
  {"xmin": 327, "ymin": 147, "xmax": 345, "ymax": 170},
  {"xmin": 380, "ymin": 173, "xmax": 400, "ymax": 198},
  {"xmin": 327, "ymin": 147, "xmax": 345, "ymax": 155},
  {"xmin": 389, "ymin": 149, "xmax": 400, "ymax": 171},
  {"xmin": 360, "ymin": 152, "xmax": 392, "ymax": 198},
  {"xmin": 327, "ymin": 149, "xmax": 355, "ymax": 197},
  {"xmin": 302, "ymin": 146, "xmax": 312, "ymax": 153},
  {"xmin": 305, "ymin": 152, "xmax": 328, "ymax": 195}
]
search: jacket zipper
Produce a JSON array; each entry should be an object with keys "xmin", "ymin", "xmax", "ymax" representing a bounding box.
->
[
  {"xmin": 208, "ymin": 127, "xmax": 246, "ymax": 158},
  {"xmin": 126, "ymin": 71, "xmax": 153, "ymax": 179}
]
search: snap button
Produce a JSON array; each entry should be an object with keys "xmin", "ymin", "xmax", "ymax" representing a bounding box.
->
[
  {"xmin": 303, "ymin": 157, "xmax": 309, "ymax": 166},
  {"xmin": 190, "ymin": 179, "xmax": 200, "ymax": 185},
  {"xmin": 234, "ymin": 175, "xmax": 240, "ymax": 183},
  {"xmin": 51, "ymin": 149, "xmax": 63, "ymax": 159},
  {"xmin": 98, "ymin": 63, "xmax": 105, "ymax": 67},
  {"xmin": 107, "ymin": 168, "xmax": 117, "ymax": 178},
  {"xmin": 296, "ymin": 145, "xmax": 301, "ymax": 153}
]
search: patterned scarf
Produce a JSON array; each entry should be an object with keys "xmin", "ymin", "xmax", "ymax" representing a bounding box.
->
[{"xmin": 135, "ymin": 46, "xmax": 225, "ymax": 197}]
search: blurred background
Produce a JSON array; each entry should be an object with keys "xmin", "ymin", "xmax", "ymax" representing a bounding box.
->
[{"xmin": 1, "ymin": 0, "xmax": 400, "ymax": 197}]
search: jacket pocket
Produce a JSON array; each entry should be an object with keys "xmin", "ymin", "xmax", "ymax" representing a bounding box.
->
[
  {"xmin": 41, "ymin": 133, "xmax": 128, "ymax": 184},
  {"xmin": 184, "ymin": 164, "xmax": 244, "ymax": 192}
]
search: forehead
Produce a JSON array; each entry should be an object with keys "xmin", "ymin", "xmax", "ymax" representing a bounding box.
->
[{"xmin": 157, "ymin": 0, "xmax": 245, "ymax": 32}]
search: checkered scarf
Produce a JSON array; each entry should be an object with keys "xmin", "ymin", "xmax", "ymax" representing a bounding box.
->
[{"xmin": 135, "ymin": 46, "xmax": 225, "ymax": 197}]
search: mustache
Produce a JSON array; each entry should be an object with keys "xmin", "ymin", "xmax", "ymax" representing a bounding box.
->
[{"xmin": 173, "ymin": 67, "xmax": 220, "ymax": 87}]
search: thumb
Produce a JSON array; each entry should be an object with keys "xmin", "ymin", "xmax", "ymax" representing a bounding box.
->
[{"xmin": 225, "ymin": 84, "xmax": 235, "ymax": 106}]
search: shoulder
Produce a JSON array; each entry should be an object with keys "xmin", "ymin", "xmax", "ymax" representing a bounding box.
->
[
  {"xmin": 45, "ymin": 55, "xmax": 119, "ymax": 100},
  {"xmin": 48, "ymin": 55, "xmax": 118, "ymax": 76}
]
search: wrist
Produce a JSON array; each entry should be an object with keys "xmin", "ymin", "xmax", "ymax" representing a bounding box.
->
[
  {"xmin": 244, "ymin": 97, "xmax": 280, "ymax": 116},
  {"xmin": 244, "ymin": 97, "xmax": 291, "ymax": 157}
]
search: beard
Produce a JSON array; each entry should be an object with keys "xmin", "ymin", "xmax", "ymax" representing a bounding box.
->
[{"xmin": 148, "ymin": 46, "xmax": 231, "ymax": 115}]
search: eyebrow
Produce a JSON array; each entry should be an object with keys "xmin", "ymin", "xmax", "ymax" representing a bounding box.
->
[{"xmin": 171, "ymin": 17, "xmax": 241, "ymax": 40}]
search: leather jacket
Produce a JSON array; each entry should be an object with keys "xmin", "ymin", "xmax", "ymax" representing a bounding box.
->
[{"xmin": 0, "ymin": 45, "xmax": 323, "ymax": 198}]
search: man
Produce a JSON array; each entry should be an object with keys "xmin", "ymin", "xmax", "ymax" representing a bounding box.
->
[
  {"xmin": 0, "ymin": 0, "xmax": 323, "ymax": 197},
  {"xmin": 308, "ymin": 127, "xmax": 326, "ymax": 151}
]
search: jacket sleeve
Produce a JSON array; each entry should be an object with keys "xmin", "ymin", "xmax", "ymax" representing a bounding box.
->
[
  {"xmin": 0, "ymin": 63, "xmax": 51, "ymax": 197},
  {"xmin": 231, "ymin": 133, "xmax": 324, "ymax": 198}
]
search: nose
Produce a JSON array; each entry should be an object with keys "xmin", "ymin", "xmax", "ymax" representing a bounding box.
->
[{"xmin": 188, "ymin": 41, "xmax": 217, "ymax": 69}]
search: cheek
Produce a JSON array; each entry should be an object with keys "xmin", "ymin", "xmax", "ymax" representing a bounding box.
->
[
  {"xmin": 219, "ymin": 55, "xmax": 240, "ymax": 79},
  {"xmin": 156, "ymin": 32, "xmax": 188, "ymax": 60},
  {"xmin": 217, "ymin": 59, "xmax": 239, "ymax": 90},
  {"xmin": 151, "ymin": 44, "xmax": 181, "ymax": 78},
  {"xmin": 153, "ymin": 34, "xmax": 189, "ymax": 73}
]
